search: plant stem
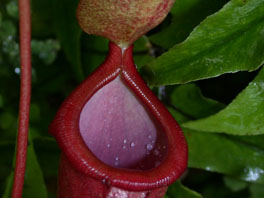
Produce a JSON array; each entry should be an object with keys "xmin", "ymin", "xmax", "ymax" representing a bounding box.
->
[{"xmin": 12, "ymin": 0, "xmax": 31, "ymax": 197}]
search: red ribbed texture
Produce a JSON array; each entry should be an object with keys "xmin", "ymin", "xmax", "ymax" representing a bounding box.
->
[{"xmin": 50, "ymin": 42, "xmax": 188, "ymax": 197}]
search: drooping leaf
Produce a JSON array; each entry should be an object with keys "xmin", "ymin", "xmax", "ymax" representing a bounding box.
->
[
  {"xmin": 185, "ymin": 128, "xmax": 264, "ymax": 184},
  {"xmin": 166, "ymin": 180, "xmax": 202, "ymax": 198},
  {"xmin": 141, "ymin": 0, "xmax": 264, "ymax": 86},
  {"xmin": 150, "ymin": 0, "xmax": 228, "ymax": 49},
  {"xmin": 170, "ymin": 84, "xmax": 225, "ymax": 119},
  {"xmin": 183, "ymin": 67, "xmax": 264, "ymax": 135}
]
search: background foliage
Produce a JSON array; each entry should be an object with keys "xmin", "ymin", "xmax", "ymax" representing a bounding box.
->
[{"xmin": 0, "ymin": 0, "xmax": 264, "ymax": 197}]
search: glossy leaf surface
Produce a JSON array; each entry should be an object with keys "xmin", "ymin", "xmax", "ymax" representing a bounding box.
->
[
  {"xmin": 168, "ymin": 105, "xmax": 264, "ymax": 184},
  {"xmin": 185, "ymin": 128, "xmax": 264, "ymax": 184},
  {"xmin": 150, "ymin": 0, "xmax": 228, "ymax": 49},
  {"xmin": 183, "ymin": 67, "xmax": 264, "ymax": 135},
  {"xmin": 141, "ymin": 0, "xmax": 264, "ymax": 86}
]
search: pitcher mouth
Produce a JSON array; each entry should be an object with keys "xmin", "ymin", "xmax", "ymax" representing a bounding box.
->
[
  {"xmin": 79, "ymin": 75, "xmax": 169, "ymax": 170},
  {"xmin": 50, "ymin": 42, "xmax": 188, "ymax": 191}
]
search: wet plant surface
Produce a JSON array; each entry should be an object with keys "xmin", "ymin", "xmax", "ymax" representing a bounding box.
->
[{"xmin": 1, "ymin": 0, "xmax": 264, "ymax": 197}]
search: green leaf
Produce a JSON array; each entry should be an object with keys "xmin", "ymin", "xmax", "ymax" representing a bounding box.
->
[
  {"xmin": 170, "ymin": 84, "xmax": 225, "ymax": 119},
  {"xmin": 223, "ymin": 176, "xmax": 248, "ymax": 192},
  {"xmin": 250, "ymin": 183, "xmax": 264, "ymax": 198},
  {"xmin": 22, "ymin": 134, "xmax": 47, "ymax": 198},
  {"xmin": 183, "ymin": 67, "xmax": 264, "ymax": 135},
  {"xmin": 166, "ymin": 180, "xmax": 202, "ymax": 198},
  {"xmin": 52, "ymin": 0, "xmax": 84, "ymax": 81},
  {"xmin": 150, "ymin": 0, "xmax": 228, "ymax": 49},
  {"xmin": 134, "ymin": 36, "xmax": 155, "ymax": 70},
  {"xmin": 134, "ymin": 54, "xmax": 154, "ymax": 70},
  {"xmin": 134, "ymin": 36, "xmax": 152, "ymax": 52},
  {"xmin": 141, "ymin": 0, "xmax": 264, "ymax": 86},
  {"xmin": 167, "ymin": 106, "xmax": 190, "ymax": 124},
  {"xmin": 185, "ymin": 128, "xmax": 264, "ymax": 184},
  {"xmin": 233, "ymin": 135, "xmax": 264, "ymax": 150},
  {"xmin": 3, "ymin": 171, "xmax": 14, "ymax": 198},
  {"xmin": 3, "ymin": 132, "xmax": 48, "ymax": 198}
]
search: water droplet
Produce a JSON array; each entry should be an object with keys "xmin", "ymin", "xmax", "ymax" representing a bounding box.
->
[
  {"xmin": 123, "ymin": 139, "xmax": 127, "ymax": 144},
  {"xmin": 107, "ymin": 144, "xmax": 111, "ymax": 148},
  {"xmin": 122, "ymin": 145, "xmax": 126, "ymax": 149},
  {"xmin": 162, "ymin": 145, "xmax": 166, "ymax": 149},
  {"xmin": 114, "ymin": 161, "xmax": 119, "ymax": 166},
  {"xmin": 115, "ymin": 157, "xmax": 119, "ymax": 161},
  {"xmin": 151, "ymin": 140, "xmax": 155, "ymax": 144},
  {"xmin": 102, "ymin": 179, "xmax": 106, "ymax": 184},
  {"xmin": 14, "ymin": 67, "xmax": 20, "ymax": 74},
  {"xmin": 146, "ymin": 144, "xmax": 153, "ymax": 151},
  {"xmin": 130, "ymin": 142, "xmax": 135, "ymax": 148},
  {"xmin": 148, "ymin": 135, "xmax": 152, "ymax": 139}
]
